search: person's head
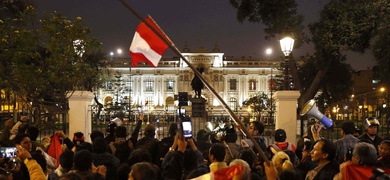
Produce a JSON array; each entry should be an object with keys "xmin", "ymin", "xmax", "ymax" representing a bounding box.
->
[
  {"xmin": 352, "ymin": 142, "xmax": 377, "ymax": 166},
  {"xmin": 224, "ymin": 127, "xmax": 238, "ymax": 143},
  {"xmin": 168, "ymin": 123, "xmax": 177, "ymax": 137},
  {"xmin": 115, "ymin": 126, "xmax": 127, "ymax": 138},
  {"xmin": 341, "ymin": 121, "xmax": 356, "ymax": 135},
  {"xmin": 144, "ymin": 124, "xmax": 156, "ymax": 138},
  {"xmin": 59, "ymin": 150, "xmax": 74, "ymax": 171},
  {"xmin": 76, "ymin": 142, "xmax": 93, "ymax": 152},
  {"xmin": 128, "ymin": 162, "xmax": 158, "ymax": 180},
  {"xmin": 310, "ymin": 139, "xmax": 336, "ymax": 163},
  {"xmin": 13, "ymin": 134, "xmax": 32, "ymax": 152},
  {"xmin": 93, "ymin": 137, "xmax": 108, "ymax": 154},
  {"xmin": 106, "ymin": 122, "xmax": 117, "ymax": 135},
  {"xmin": 73, "ymin": 149, "xmax": 93, "ymax": 172},
  {"xmin": 249, "ymin": 121, "xmax": 264, "ymax": 136},
  {"xmin": 17, "ymin": 122, "xmax": 30, "ymax": 135},
  {"xmin": 127, "ymin": 149, "xmax": 152, "ymax": 167},
  {"xmin": 378, "ymin": 140, "xmax": 390, "ymax": 159},
  {"xmin": 86, "ymin": 173, "xmax": 105, "ymax": 180},
  {"xmin": 90, "ymin": 130, "xmax": 104, "ymax": 143},
  {"xmin": 73, "ymin": 132, "xmax": 85, "ymax": 145},
  {"xmin": 117, "ymin": 163, "xmax": 131, "ymax": 180},
  {"xmin": 272, "ymin": 151, "xmax": 293, "ymax": 173},
  {"xmin": 229, "ymin": 159, "xmax": 251, "ymax": 180},
  {"xmin": 274, "ymin": 129, "xmax": 287, "ymax": 142},
  {"xmin": 196, "ymin": 129, "xmax": 210, "ymax": 142},
  {"xmin": 209, "ymin": 143, "xmax": 226, "ymax": 162},
  {"xmin": 25, "ymin": 126, "xmax": 39, "ymax": 141},
  {"xmin": 364, "ymin": 117, "xmax": 380, "ymax": 136},
  {"xmin": 238, "ymin": 148, "xmax": 255, "ymax": 167}
]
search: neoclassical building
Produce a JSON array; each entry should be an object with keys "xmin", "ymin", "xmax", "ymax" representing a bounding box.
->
[{"xmin": 94, "ymin": 44, "xmax": 283, "ymax": 123}]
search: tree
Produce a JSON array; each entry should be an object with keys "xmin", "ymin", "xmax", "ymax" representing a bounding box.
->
[
  {"xmin": 230, "ymin": 0, "xmax": 388, "ymax": 109},
  {"xmin": 242, "ymin": 92, "xmax": 271, "ymax": 118},
  {"xmin": 0, "ymin": 2, "xmax": 107, "ymax": 125}
]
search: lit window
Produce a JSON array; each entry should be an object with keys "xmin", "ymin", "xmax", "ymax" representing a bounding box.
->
[
  {"xmin": 145, "ymin": 79, "xmax": 154, "ymax": 91},
  {"xmin": 249, "ymin": 79, "xmax": 256, "ymax": 91}
]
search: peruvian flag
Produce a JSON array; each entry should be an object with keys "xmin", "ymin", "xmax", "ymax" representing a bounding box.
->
[
  {"xmin": 191, "ymin": 165, "xmax": 243, "ymax": 180},
  {"xmin": 130, "ymin": 16, "xmax": 169, "ymax": 67}
]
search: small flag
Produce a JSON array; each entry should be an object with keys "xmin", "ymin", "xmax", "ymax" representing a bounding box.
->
[{"xmin": 130, "ymin": 16, "xmax": 169, "ymax": 67}]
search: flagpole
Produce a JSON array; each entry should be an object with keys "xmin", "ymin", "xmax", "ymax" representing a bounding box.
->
[{"xmin": 118, "ymin": 0, "xmax": 269, "ymax": 163}]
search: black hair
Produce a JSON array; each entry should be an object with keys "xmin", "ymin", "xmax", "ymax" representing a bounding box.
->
[
  {"xmin": 316, "ymin": 139, "xmax": 336, "ymax": 161},
  {"xmin": 76, "ymin": 142, "xmax": 93, "ymax": 152},
  {"xmin": 251, "ymin": 121, "xmax": 264, "ymax": 135},
  {"xmin": 26, "ymin": 126, "xmax": 39, "ymax": 141},
  {"xmin": 128, "ymin": 149, "xmax": 152, "ymax": 167},
  {"xmin": 93, "ymin": 137, "xmax": 108, "ymax": 154},
  {"xmin": 59, "ymin": 150, "xmax": 74, "ymax": 170},
  {"xmin": 239, "ymin": 148, "xmax": 255, "ymax": 166},
  {"xmin": 13, "ymin": 134, "xmax": 30, "ymax": 145},
  {"xmin": 168, "ymin": 123, "xmax": 177, "ymax": 137},
  {"xmin": 209, "ymin": 143, "xmax": 226, "ymax": 162},
  {"xmin": 59, "ymin": 172, "xmax": 82, "ymax": 180},
  {"xmin": 117, "ymin": 163, "xmax": 131, "ymax": 180},
  {"xmin": 224, "ymin": 127, "xmax": 238, "ymax": 143},
  {"xmin": 341, "ymin": 121, "xmax": 356, "ymax": 134},
  {"xmin": 90, "ymin": 130, "xmax": 104, "ymax": 142},
  {"xmin": 196, "ymin": 129, "xmax": 209, "ymax": 142},
  {"xmin": 73, "ymin": 149, "xmax": 93, "ymax": 172},
  {"xmin": 115, "ymin": 126, "xmax": 127, "ymax": 138},
  {"xmin": 275, "ymin": 129, "xmax": 287, "ymax": 142}
]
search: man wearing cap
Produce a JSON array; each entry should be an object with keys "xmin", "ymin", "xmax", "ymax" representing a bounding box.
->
[
  {"xmin": 268, "ymin": 129, "xmax": 296, "ymax": 157},
  {"xmin": 358, "ymin": 117, "xmax": 383, "ymax": 152}
]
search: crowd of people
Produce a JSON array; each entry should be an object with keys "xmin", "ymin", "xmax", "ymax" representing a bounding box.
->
[{"xmin": 0, "ymin": 114, "xmax": 389, "ymax": 180}]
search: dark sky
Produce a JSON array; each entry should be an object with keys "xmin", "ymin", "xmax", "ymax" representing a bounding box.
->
[{"xmin": 34, "ymin": 0, "xmax": 375, "ymax": 70}]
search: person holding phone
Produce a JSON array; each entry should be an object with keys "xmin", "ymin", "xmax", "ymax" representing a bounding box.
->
[{"xmin": 15, "ymin": 145, "xmax": 46, "ymax": 179}]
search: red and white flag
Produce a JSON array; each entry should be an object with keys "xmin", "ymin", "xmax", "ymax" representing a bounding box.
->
[
  {"xmin": 129, "ymin": 16, "xmax": 169, "ymax": 67},
  {"xmin": 191, "ymin": 165, "xmax": 243, "ymax": 180}
]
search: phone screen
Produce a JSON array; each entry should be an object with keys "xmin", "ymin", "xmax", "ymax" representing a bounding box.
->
[
  {"xmin": 182, "ymin": 121, "xmax": 192, "ymax": 138},
  {"xmin": 0, "ymin": 147, "xmax": 17, "ymax": 158}
]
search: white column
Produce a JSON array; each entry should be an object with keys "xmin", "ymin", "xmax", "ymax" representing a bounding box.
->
[
  {"xmin": 68, "ymin": 91, "xmax": 94, "ymax": 143},
  {"xmin": 273, "ymin": 91, "xmax": 300, "ymax": 146}
]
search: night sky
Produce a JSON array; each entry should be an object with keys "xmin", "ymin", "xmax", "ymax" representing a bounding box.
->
[{"xmin": 34, "ymin": 0, "xmax": 375, "ymax": 70}]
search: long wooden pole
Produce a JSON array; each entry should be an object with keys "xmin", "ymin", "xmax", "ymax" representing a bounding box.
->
[{"xmin": 118, "ymin": 0, "xmax": 269, "ymax": 163}]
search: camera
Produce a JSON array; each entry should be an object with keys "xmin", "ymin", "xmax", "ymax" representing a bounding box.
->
[
  {"xmin": 345, "ymin": 147, "xmax": 353, "ymax": 161},
  {"xmin": 182, "ymin": 120, "xmax": 193, "ymax": 139},
  {"xmin": 0, "ymin": 147, "xmax": 17, "ymax": 158}
]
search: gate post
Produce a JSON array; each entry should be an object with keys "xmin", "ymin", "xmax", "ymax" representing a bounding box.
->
[
  {"xmin": 68, "ymin": 91, "xmax": 94, "ymax": 143},
  {"xmin": 273, "ymin": 91, "xmax": 300, "ymax": 146}
]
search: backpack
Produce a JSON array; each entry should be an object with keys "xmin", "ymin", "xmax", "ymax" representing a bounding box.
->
[
  {"xmin": 269, "ymin": 143, "xmax": 292, "ymax": 155},
  {"xmin": 109, "ymin": 140, "xmax": 133, "ymax": 163}
]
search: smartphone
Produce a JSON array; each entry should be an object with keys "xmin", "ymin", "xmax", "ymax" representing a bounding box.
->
[
  {"xmin": 0, "ymin": 147, "xmax": 17, "ymax": 158},
  {"xmin": 182, "ymin": 120, "xmax": 193, "ymax": 139},
  {"xmin": 345, "ymin": 147, "xmax": 353, "ymax": 161}
]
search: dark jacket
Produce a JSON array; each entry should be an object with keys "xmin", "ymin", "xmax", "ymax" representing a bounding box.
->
[
  {"xmin": 312, "ymin": 160, "xmax": 339, "ymax": 180},
  {"xmin": 161, "ymin": 151, "xmax": 185, "ymax": 180},
  {"xmin": 358, "ymin": 133, "xmax": 383, "ymax": 153},
  {"xmin": 136, "ymin": 136, "xmax": 160, "ymax": 164}
]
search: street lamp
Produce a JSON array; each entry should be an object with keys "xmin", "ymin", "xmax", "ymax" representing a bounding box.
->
[
  {"xmin": 265, "ymin": 48, "xmax": 274, "ymax": 122},
  {"xmin": 280, "ymin": 36, "xmax": 294, "ymax": 90}
]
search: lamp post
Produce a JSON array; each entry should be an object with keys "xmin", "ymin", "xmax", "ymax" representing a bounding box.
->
[
  {"xmin": 280, "ymin": 36, "xmax": 295, "ymax": 90},
  {"xmin": 265, "ymin": 48, "xmax": 274, "ymax": 123}
]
